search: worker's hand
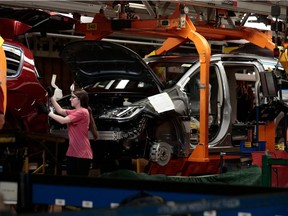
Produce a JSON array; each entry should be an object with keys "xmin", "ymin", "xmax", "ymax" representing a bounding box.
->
[
  {"xmin": 46, "ymin": 86, "xmax": 55, "ymax": 98},
  {"xmin": 49, "ymin": 106, "xmax": 54, "ymax": 114}
]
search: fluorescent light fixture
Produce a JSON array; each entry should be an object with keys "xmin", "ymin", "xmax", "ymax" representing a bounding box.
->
[
  {"xmin": 244, "ymin": 16, "xmax": 271, "ymax": 31},
  {"xmin": 58, "ymin": 13, "xmax": 94, "ymax": 23},
  {"xmin": 116, "ymin": 80, "xmax": 129, "ymax": 89},
  {"xmin": 181, "ymin": 63, "xmax": 192, "ymax": 68},
  {"xmin": 105, "ymin": 80, "xmax": 115, "ymax": 90},
  {"xmin": 128, "ymin": 3, "xmax": 147, "ymax": 10}
]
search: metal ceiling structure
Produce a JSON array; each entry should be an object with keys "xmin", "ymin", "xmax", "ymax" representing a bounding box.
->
[
  {"xmin": 0, "ymin": 1, "xmax": 287, "ymax": 54},
  {"xmin": 0, "ymin": 1, "xmax": 287, "ymax": 23}
]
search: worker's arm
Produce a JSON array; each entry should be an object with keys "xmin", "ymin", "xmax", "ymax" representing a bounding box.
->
[
  {"xmin": 50, "ymin": 97, "xmax": 67, "ymax": 116},
  {"xmin": 48, "ymin": 112, "xmax": 71, "ymax": 125}
]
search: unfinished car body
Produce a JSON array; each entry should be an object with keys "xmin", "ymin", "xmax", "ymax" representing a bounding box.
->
[
  {"xmin": 0, "ymin": 9, "xmax": 78, "ymax": 175},
  {"xmin": 3, "ymin": 40, "xmax": 48, "ymax": 133},
  {"xmin": 51, "ymin": 40, "xmax": 286, "ymax": 173},
  {"xmin": 145, "ymin": 54, "xmax": 287, "ymax": 149},
  {"xmin": 0, "ymin": 8, "xmax": 77, "ymax": 133}
]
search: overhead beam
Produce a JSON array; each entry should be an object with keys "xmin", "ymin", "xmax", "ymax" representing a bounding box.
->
[
  {"xmin": 183, "ymin": 1, "xmax": 288, "ymax": 20},
  {"xmin": 0, "ymin": 1, "xmax": 102, "ymax": 17},
  {"xmin": 142, "ymin": 0, "xmax": 156, "ymax": 18}
]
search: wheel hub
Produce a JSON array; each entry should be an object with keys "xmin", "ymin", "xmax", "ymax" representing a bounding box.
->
[{"xmin": 150, "ymin": 142, "xmax": 172, "ymax": 166}]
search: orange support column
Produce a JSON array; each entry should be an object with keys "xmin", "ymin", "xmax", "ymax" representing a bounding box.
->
[
  {"xmin": 0, "ymin": 36, "xmax": 6, "ymax": 130},
  {"xmin": 258, "ymin": 121, "xmax": 276, "ymax": 152}
]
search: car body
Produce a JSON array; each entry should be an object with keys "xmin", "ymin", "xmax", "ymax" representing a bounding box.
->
[
  {"xmin": 51, "ymin": 40, "xmax": 285, "ymax": 173},
  {"xmin": 145, "ymin": 53, "xmax": 287, "ymax": 148},
  {"xmin": 51, "ymin": 40, "xmax": 166, "ymax": 165},
  {"xmin": 3, "ymin": 40, "xmax": 48, "ymax": 133},
  {"xmin": 0, "ymin": 9, "xmax": 77, "ymax": 133},
  {"xmin": 0, "ymin": 9, "xmax": 78, "ymax": 175}
]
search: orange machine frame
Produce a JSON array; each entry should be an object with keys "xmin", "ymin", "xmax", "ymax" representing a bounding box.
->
[{"xmin": 75, "ymin": 3, "xmax": 276, "ymax": 162}]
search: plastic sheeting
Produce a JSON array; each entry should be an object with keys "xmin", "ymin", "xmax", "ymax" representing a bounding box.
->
[{"xmin": 99, "ymin": 165, "xmax": 262, "ymax": 186}]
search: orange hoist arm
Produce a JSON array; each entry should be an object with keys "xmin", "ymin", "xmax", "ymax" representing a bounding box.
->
[
  {"xmin": 279, "ymin": 42, "xmax": 288, "ymax": 74},
  {"xmin": 75, "ymin": 3, "xmax": 211, "ymax": 162},
  {"xmin": 183, "ymin": 15, "xmax": 211, "ymax": 162},
  {"xmin": 0, "ymin": 36, "xmax": 6, "ymax": 130},
  {"xmin": 196, "ymin": 25, "xmax": 275, "ymax": 52}
]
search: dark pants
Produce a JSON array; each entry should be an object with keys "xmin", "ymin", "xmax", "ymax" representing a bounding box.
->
[{"xmin": 66, "ymin": 156, "xmax": 91, "ymax": 176}]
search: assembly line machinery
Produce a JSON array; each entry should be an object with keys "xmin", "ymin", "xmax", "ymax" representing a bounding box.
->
[
  {"xmin": 74, "ymin": 3, "xmax": 284, "ymax": 174},
  {"xmin": 1, "ymin": 2, "xmax": 288, "ymax": 215}
]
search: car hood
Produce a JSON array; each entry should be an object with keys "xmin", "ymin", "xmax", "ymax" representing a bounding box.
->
[{"xmin": 60, "ymin": 40, "xmax": 164, "ymax": 88}]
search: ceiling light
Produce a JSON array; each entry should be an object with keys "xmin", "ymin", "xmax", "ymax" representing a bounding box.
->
[{"xmin": 128, "ymin": 3, "xmax": 147, "ymax": 10}]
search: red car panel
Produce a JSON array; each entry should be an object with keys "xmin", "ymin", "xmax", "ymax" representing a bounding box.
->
[{"xmin": 4, "ymin": 40, "xmax": 48, "ymax": 133}]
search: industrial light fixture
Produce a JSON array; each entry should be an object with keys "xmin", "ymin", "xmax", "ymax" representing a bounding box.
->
[{"xmin": 128, "ymin": 3, "xmax": 147, "ymax": 10}]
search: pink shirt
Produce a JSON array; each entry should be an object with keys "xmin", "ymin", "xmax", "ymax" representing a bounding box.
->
[{"xmin": 66, "ymin": 108, "xmax": 93, "ymax": 159}]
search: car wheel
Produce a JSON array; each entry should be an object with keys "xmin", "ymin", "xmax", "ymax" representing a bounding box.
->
[{"xmin": 150, "ymin": 142, "xmax": 172, "ymax": 166}]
